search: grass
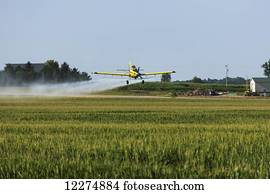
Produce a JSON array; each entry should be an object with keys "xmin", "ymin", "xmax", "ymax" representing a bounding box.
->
[
  {"xmin": 0, "ymin": 96, "xmax": 270, "ymax": 178},
  {"xmin": 100, "ymin": 82, "xmax": 246, "ymax": 96}
]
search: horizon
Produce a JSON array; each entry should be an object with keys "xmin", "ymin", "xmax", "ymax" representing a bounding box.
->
[{"xmin": 0, "ymin": 60, "xmax": 262, "ymax": 81}]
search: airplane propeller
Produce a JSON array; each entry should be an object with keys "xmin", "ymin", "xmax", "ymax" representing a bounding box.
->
[{"xmin": 137, "ymin": 67, "xmax": 144, "ymax": 79}]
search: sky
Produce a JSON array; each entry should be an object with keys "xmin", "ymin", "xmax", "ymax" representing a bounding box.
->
[{"xmin": 1, "ymin": 0, "xmax": 270, "ymax": 80}]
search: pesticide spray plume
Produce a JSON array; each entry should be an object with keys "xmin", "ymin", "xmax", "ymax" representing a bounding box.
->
[{"xmin": 0, "ymin": 78, "xmax": 126, "ymax": 97}]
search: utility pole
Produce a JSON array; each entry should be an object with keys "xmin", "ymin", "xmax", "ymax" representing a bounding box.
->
[{"xmin": 225, "ymin": 65, "xmax": 229, "ymax": 91}]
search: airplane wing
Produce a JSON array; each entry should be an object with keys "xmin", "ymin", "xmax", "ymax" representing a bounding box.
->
[
  {"xmin": 141, "ymin": 71, "xmax": 176, "ymax": 76},
  {"xmin": 94, "ymin": 72, "xmax": 129, "ymax": 77}
]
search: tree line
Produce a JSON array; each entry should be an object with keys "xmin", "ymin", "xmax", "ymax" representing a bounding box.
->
[
  {"xmin": 186, "ymin": 59, "xmax": 270, "ymax": 84},
  {"xmin": 0, "ymin": 60, "xmax": 91, "ymax": 86},
  {"xmin": 186, "ymin": 76, "xmax": 247, "ymax": 84}
]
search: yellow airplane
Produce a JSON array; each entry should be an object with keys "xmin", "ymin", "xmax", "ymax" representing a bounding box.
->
[{"xmin": 94, "ymin": 62, "xmax": 176, "ymax": 84}]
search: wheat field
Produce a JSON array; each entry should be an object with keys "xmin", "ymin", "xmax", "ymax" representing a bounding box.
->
[{"xmin": 0, "ymin": 96, "xmax": 270, "ymax": 178}]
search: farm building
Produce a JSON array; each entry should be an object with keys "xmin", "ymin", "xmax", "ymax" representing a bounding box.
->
[
  {"xmin": 6, "ymin": 62, "xmax": 45, "ymax": 73},
  {"xmin": 250, "ymin": 77, "xmax": 270, "ymax": 95}
]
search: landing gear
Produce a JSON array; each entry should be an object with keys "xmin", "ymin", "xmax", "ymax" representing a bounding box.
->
[
  {"xmin": 142, "ymin": 80, "xmax": 145, "ymax": 84},
  {"xmin": 126, "ymin": 80, "xmax": 129, "ymax": 85}
]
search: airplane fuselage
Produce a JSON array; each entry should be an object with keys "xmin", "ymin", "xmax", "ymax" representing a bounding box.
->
[
  {"xmin": 129, "ymin": 70, "xmax": 139, "ymax": 79},
  {"xmin": 129, "ymin": 65, "xmax": 141, "ymax": 79}
]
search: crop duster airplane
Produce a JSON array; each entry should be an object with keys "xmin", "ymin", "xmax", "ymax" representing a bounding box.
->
[{"xmin": 94, "ymin": 62, "xmax": 176, "ymax": 84}]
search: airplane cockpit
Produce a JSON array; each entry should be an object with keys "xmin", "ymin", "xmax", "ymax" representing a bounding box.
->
[{"xmin": 131, "ymin": 65, "xmax": 138, "ymax": 72}]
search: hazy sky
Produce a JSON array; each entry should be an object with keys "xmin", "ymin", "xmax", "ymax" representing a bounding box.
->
[{"xmin": 1, "ymin": 0, "xmax": 270, "ymax": 80}]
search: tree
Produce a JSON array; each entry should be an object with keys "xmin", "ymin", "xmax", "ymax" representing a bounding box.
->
[
  {"xmin": 4, "ymin": 64, "xmax": 16, "ymax": 85},
  {"xmin": 42, "ymin": 60, "xmax": 60, "ymax": 82},
  {"xmin": 4, "ymin": 64, "xmax": 15, "ymax": 79},
  {"xmin": 262, "ymin": 60, "xmax": 270, "ymax": 78},
  {"xmin": 191, "ymin": 76, "xmax": 203, "ymax": 83},
  {"xmin": 24, "ymin": 62, "xmax": 37, "ymax": 83},
  {"xmin": 60, "ymin": 62, "xmax": 71, "ymax": 82},
  {"xmin": 0, "ymin": 71, "xmax": 5, "ymax": 85},
  {"xmin": 15, "ymin": 66, "xmax": 25, "ymax": 85},
  {"xmin": 161, "ymin": 74, "xmax": 172, "ymax": 82},
  {"xmin": 71, "ymin": 68, "xmax": 80, "ymax": 81},
  {"xmin": 80, "ymin": 72, "xmax": 91, "ymax": 81}
]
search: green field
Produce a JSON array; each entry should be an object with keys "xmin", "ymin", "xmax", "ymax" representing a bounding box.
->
[
  {"xmin": 0, "ymin": 96, "xmax": 270, "ymax": 178},
  {"xmin": 101, "ymin": 82, "xmax": 246, "ymax": 96}
]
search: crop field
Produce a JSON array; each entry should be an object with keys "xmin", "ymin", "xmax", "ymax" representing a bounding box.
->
[
  {"xmin": 103, "ymin": 82, "xmax": 246, "ymax": 96},
  {"xmin": 0, "ymin": 96, "xmax": 270, "ymax": 178}
]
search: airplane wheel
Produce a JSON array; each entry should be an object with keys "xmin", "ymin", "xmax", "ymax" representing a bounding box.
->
[
  {"xmin": 142, "ymin": 80, "xmax": 145, "ymax": 84},
  {"xmin": 126, "ymin": 80, "xmax": 129, "ymax": 85}
]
